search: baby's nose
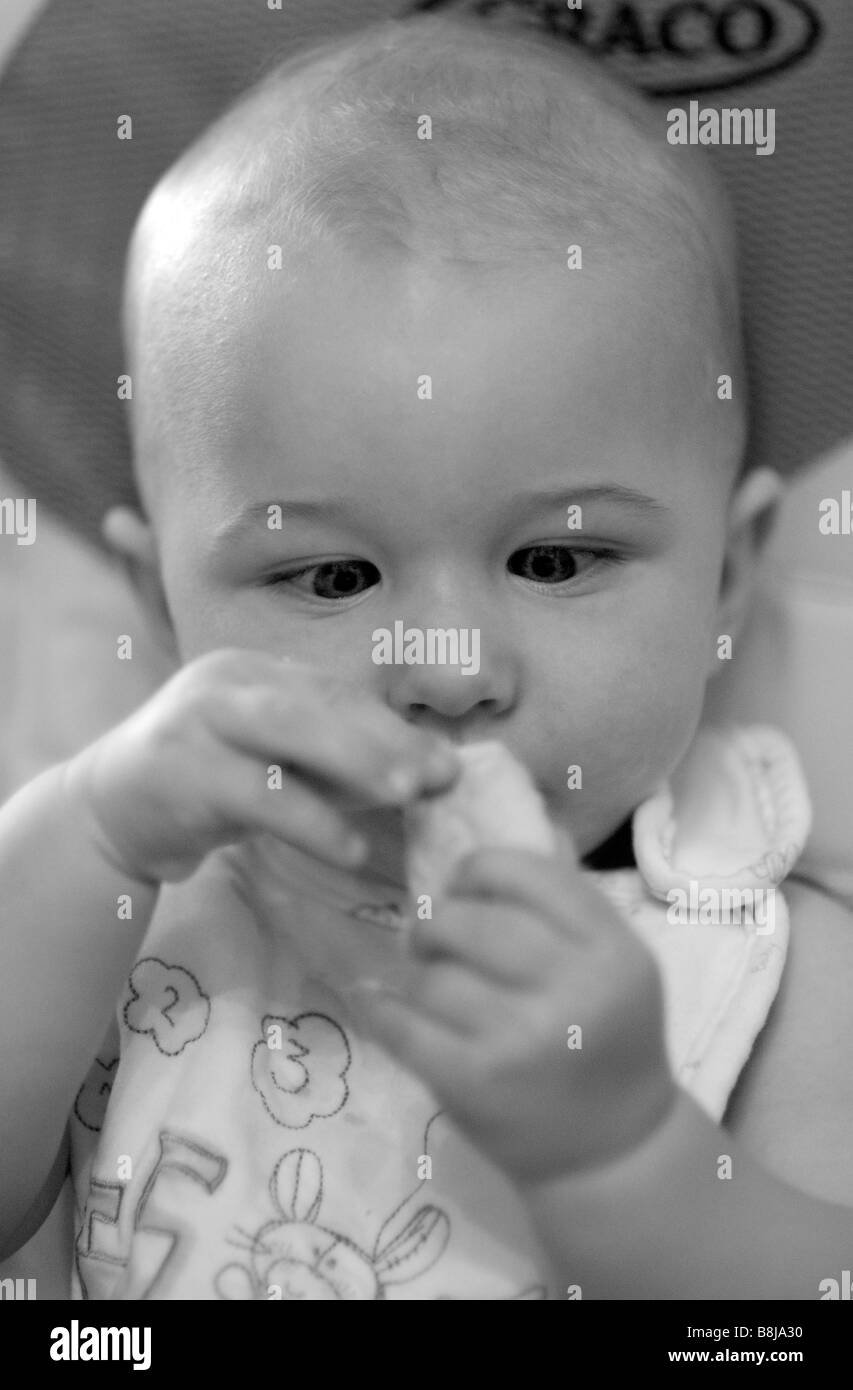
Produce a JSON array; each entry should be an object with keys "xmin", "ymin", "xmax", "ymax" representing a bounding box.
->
[{"xmin": 381, "ymin": 624, "xmax": 517, "ymax": 724}]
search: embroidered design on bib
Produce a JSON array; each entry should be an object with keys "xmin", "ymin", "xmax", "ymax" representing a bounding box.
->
[
  {"xmin": 250, "ymin": 1011, "xmax": 352, "ymax": 1129},
  {"xmin": 73, "ymin": 1055, "xmax": 119, "ymax": 1133},
  {"xmin": 76, "ymin": 1131, "xmax": 228, "ymax": 1300},
  {"xmin": 214, "ymin": 1147, "xmax": 450, "ymax": 1300},
  {"xmin": 122, "ymin": 957, "xmax": 211, "ymax": 1056}
]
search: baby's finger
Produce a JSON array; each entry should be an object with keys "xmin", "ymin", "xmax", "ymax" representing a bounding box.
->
[
  {"xmin": 212, "ymin": 750, "xmax": 369, "ymax": 868},
  {"xmin": 447, "ymin": 845, "xmax": 605, "ymax": 942},
  {"xmin": 404, "ymin": 959, "xmax": 506, "ymax": 1036},
  {"xmin": 352, "ymin": 983, "xmax": 475, "ymax": 1095},
  {"xmin": 210, "ymin": 680, "xmax": 459, "ymax": 807},
  {"xmin": 409, "ymin": 900, "xmax": 557, "ymax": 985}
]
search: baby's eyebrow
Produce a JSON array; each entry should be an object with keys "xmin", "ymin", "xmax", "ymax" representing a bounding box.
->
[
  {"xmin": 213, "ymin": 498, "xmax": 350, "ymax": 544},
  {"xmin": 213, "ymin": 485, "xmax": 671, "ymax": 549},
  {"xmin": 510, "ymin": 485, "xmax": 671, "ymax": 518}
]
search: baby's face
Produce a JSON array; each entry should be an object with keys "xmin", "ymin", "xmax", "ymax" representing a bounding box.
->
[{"xmin": 145, "ymin": 249, "xmax": 744, "ymax": 858}]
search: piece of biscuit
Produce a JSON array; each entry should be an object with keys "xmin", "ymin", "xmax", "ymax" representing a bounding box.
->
[{"xmin": 405, "ymin": 740, "xmax": 556, "ymax": 899}]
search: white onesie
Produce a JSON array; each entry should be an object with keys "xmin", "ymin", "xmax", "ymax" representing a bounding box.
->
[{"xmin": 69, "ymin": 722, "xmax": 811, "ymax": 1300}]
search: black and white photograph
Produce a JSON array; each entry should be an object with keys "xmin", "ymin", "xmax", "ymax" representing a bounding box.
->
[{"xmin": 0, "ymin": 0, "xmax": 851, "ymax": 1354}]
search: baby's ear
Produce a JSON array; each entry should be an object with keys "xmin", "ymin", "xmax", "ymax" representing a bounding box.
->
[
  {"xmin": 101, "ymin": 504, "xmax": 178, "ymax": 661},
  {"xmin": 711, "ymin": 466, "xmax": 783, "ymax": 668}
]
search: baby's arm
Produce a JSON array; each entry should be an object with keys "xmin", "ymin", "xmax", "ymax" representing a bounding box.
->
[
  {"xmin": 523, "ymin": 878, "xmax": 853, "ymax": 1300},
  {"xmin": 362, "ymin": 853, "xmax": 853, "ymax": 1298},
  {"xmin": 0, "ymin": 649, "xmax": 457, "ymax": 1256},
  {"xmin": 0, "ymin": 764, "xmax": 160, "ymax": 1257}
]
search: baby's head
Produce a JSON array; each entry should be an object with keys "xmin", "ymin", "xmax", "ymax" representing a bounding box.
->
[{"xmin": 108, "ymin": 12, "xmax": 780, "ymax": 859}]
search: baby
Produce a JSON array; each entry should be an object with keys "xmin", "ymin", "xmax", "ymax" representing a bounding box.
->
[{"xmin": 2, "ymin": 12, "xmax": 853, "ymax": 1301}]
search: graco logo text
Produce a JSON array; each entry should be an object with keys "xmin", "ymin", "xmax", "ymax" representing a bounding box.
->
[{"xmin": 407, "ymin": 1, "xmax": 821, "ymax": 95}]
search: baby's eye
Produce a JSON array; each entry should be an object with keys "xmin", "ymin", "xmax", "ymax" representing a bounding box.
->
[
  {"xmin": 269, "ymin": 559, "xmax": 381, "ymax": 600},
  {"xmin": 508, "ymin": 544, "xmax": 620, "ymax": 586}
]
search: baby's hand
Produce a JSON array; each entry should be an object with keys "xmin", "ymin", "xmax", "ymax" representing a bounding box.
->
[
  {"xmin": 360, "ymin": 842, "xmax": 676, "ymax": 1184},
  {"xmin": 62, "ymin": 649, "xmax": 458, "ymax": 884}
]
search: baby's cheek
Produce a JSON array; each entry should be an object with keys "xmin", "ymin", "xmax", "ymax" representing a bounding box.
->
[
  {"xmin": 550, "ymin": 613, "xmax": 711, "ymax": 851},
  {"xmin": 608, "ymin": 659, "xmax": 702, "ymax": 778},
  {"xmin": 614, "ymin": 606, "xmax": 709, "ymax": 758}
]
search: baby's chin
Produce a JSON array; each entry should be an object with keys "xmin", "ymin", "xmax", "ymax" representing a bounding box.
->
[
  {"xmin": 534, "ymin": 784, "xmax": 640, "ymax": 862},
  {"xmin": 355, "ymin": 804, "xmax": 409, "ymax": 890}
]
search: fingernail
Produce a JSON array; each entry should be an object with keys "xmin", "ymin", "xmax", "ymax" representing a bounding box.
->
[
  {"xmin": 343, "ymin": 833, "xmax": 369, "ymax": 864},
  {"xmin": 385, "ymin": 767, "xmax": 416, "ymax": 802}
]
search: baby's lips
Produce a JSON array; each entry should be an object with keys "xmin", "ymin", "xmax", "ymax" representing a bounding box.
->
[{"xmin": 419, "ymin": 740, "xmax": 463, "ymax": 793}]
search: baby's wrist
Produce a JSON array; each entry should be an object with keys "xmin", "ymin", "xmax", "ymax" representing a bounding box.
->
[
  {"xmin": 519, "ymin": 1089, "xmax": 729, "ymax": 1298},
  {"xmin": 521, "ymin": 1078, "xmax": 688, "ymax": 1204},
  {"xmin": 59, "ymin": 755, "xmax": 162, "ymax": 891}
]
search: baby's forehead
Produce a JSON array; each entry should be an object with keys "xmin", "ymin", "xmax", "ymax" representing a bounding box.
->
[
  {"xmin": 141, "ymin": 255, "xmax": 737, "ymax": 529},
  {"xmin": 124, "ymin": 15, "xmax": 742, "ymax": 509}
]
